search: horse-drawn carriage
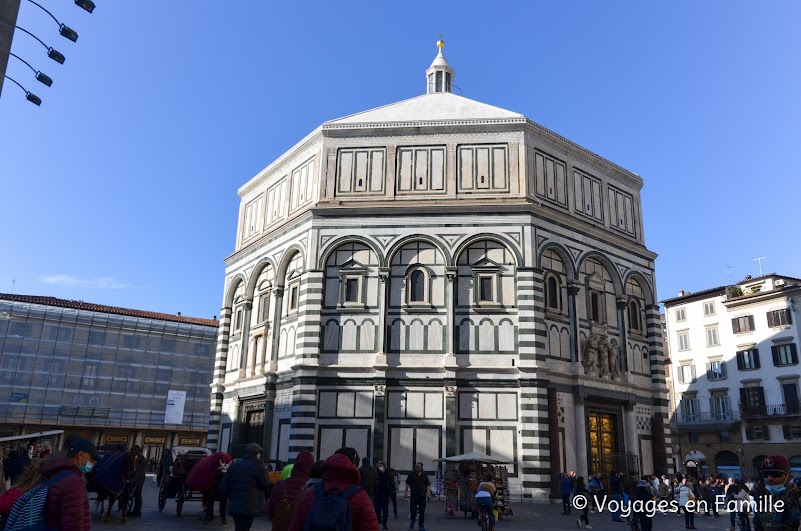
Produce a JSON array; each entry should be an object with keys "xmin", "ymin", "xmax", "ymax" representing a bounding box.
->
[
  {"xmin": 157, "ymin": 446, "xmax": 211, "ymax": 516},
  {"xmin": 86, "ymin": 449, "xmax": 136, "ymax": 523}
]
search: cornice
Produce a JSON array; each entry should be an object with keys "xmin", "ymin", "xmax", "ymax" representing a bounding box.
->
[
  {"xmin": 322, "ymin": 129, "xmax": 523, "ymax": 146},
  {"xmin": 238, "ymin": 128, "xmax": 324, "ymax": 197},
  {"xmin": 321, "ymin": 117, "xmax": 528, "ymax": 131},
  {"xmin": 524, "ymin": 123, "xmax": 643, "ymax": 189}
]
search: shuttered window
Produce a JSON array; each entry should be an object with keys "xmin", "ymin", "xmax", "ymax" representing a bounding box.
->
[
  {"xmin": 706, "ymin": 360, "xmax": 727, "ymax": 381},
  {"xmin": 731, "ymin": 315, "xmax": 755, "ymax": 333},
  {"xmin": 772, "ymin": 344, "xmax": 798, "ymax": 366},
  {"xmin": 767, "ymin": 309, "xmax": 793, "ymax": 328},
  {"xmin": 736, "ymin": 348, "xmax": 760, "ymax": 370}
]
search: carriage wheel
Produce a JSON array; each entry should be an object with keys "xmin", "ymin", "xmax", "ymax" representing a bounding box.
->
[
  {"xmin": 176, "ymin": 483, "xmax": 185, "ymax": 517},
  {"xmin": 158, "ymin": 487, "xmax": 167, "ymax": 512}
]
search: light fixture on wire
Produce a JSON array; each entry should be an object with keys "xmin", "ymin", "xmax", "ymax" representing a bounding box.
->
[
  {"xmin": 14, "ymin": 26, "xmax": 66, "ymax": 64},
  {"xmin": 25, "ymin": 0, "xmax": 79, "ymax": 42},
  {"xmin": 4, "ymin": 76, "xmax": 42, "ymax": 105},
  {"xmin": 9, "ymin": 52, "xmax": 53, "ymax": 86},
  {"xmin": 75, "ymin": 0, "xmax": 95, "ymax": 13}
]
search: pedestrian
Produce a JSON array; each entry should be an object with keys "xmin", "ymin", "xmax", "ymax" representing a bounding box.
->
[
  {"xmin": 128, "ymin": 445, "xmax": 146, "ymax": 518},
  {"xmin": 610, "ymin": 471, "xmax": 623, "ymax": 521},
  {"xmin": 267, "ymin": 450, "xmax": 314, "ymax": 531},
  {"xmin": 635, "ymin": 480, "xmax": 654, "ymax": 531},
  {"xmin": 0, "ymin": 460, "xmax": 44, "ymax": 518},
  {"xmin": 388, "ymin": 467, "xmax": 400, "ymax": 518},
  {"xmin": 561, "ymin": 472, "xmax": 574, "ymax": 515},
  {"xmin": 289, "ymin": 450, "xmax": 378, "ymax": 531},
  {"xmin": 360, "ymin": 457, "xmax": 378, "ymax": 504},
  {"xmin": 34, "ymin": 437, "xmax": 98, "ymax": 531},
  {"xmin": 404, "ymin": 462, "xmax": 431, "ymax": 531},
  {"xmin": 734, "ymin": 479, "xmax": 751, "ymax": 531},
  {"xmin": 220, "ymin": 443, "xmax": 270, "ymax": 531},
  {"xmin": 753, "ymin": 455, "xmax": 801, "ymax": 531},
  {"xmin": 299, "ymin": 460, "xmax": 325, "ymax": 491},
  {"xmin": 575, "ymin": 476, "xmax": 592, "ymax": 529},
  {"xmin": 375, "ymin": 461, "xmax": 392, "ymax": 530},
  {"xmin": 679, "ymin": 479, "xmax": 697, "ymax": 529}
]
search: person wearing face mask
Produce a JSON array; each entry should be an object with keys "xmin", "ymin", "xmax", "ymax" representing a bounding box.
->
[
  {"xmin": 40, "ymin": 437, "xmax": 99, "ymax": 531},
  {"xmin": 375, "ymin": 461, "xmax": 392, "ymax": 530},
  {"xmin": 753, "ymin": 455, "xmax": 801, "ymax": 531}
]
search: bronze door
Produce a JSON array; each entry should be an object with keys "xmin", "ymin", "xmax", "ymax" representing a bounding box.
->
[{"xmin": 587, "ymin": 411, "xmax": 617, "ymax": 478}]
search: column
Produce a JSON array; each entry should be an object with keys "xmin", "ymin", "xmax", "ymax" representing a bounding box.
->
[
  {"xmin": 574, "ymin": 394, "xmax": 588, "ymax": 477},
  {"xmin": 207, "ymin": 306, "xmax": 232, "ymax": 450},
  {"xmin": 263, "ymin": 388, "xmax": 276, "ymax": 459},
  {"xmin": 259, "ymin": 329, "xmax": 269, "ymax": 374},
  {"xmin": 616, "ymin": 298, "xmax": 629, "ymax": 372},
  {"xmin": 325, "ymin": 148, "xmax": 337, "ymax": 199},
  {"xmin": 651, "ymin": 415, "xmax": 668, "ymax": 475},
  {"xmin": 624, "ymin": 402, "xmax": 637, "ymax": 457},
  {"xmin": 248, "ymin": 335, "xmax": 258, "ymax": 377},
  {"xmin": 238, "ymin": 302, "xmax": 253, "ymax": 377},
  {"xmin": 444, "ymin": 385, "xmax": 457, "ymax": 458},
  {"xmin": 509, "ymin": 142, "xmax": 520, "ymax": 196},
  {"xmin": 567, "ymin": 284, "xmax": 581, "ymax": 363},
  {"xmin": 446, "ymin": 144, "xmax": 457, "ymax": 197},
  {"xmin": 377, "ymin": 268, "xmax": 390, "ymax": 356},
  {"xmin": 547, "ymin": 387, "xmax": 561, "ymax": 500},
  {"xmin": 268, "ymin": 288, "xmax": 284, "ymax": 370},
  {"xmin": 372, "ymin": 384, "xmax": 386, "ymax": 460},
  {"xmin": 445, "ymin": 267, "xmax": 456, "ymax": 356}
]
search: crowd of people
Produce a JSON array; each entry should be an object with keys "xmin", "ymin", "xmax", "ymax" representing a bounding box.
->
[
  {"xmin": 559, "ymin": 455, "xmax": 801, "ymax": 531},
  {"xmin": 0, "ymin": 438, "xmax": 431, "ymax": 531}
]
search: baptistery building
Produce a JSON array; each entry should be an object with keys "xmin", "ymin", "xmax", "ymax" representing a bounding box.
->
[{"xmin": 209, "ymin": 42, "xmax": 670, "ymax": 500}]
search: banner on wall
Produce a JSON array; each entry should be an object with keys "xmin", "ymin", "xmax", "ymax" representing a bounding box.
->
[{"xmin": 164, "ymin": 390, "xmax": 187, "ymax": 425}]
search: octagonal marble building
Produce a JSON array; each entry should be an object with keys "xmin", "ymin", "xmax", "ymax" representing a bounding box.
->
[{"xmin": 208, "ymin": 43, "xmax": 670, "ymax": 501}]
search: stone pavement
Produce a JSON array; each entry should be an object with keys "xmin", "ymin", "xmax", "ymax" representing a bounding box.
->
[{"xmin": 104, "ymin": 477, "xmax": 739, "ymax": 531}]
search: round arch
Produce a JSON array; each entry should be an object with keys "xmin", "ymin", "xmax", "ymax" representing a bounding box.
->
[
  {"xmin": 452, "ymin": 233, "xmax": 523, "ymax": 267},
  {"xmin": 576, "ymin": 251, "xmax": 624, "ymax": 296},
  {"xmin": 385, "ymin": 234, "xmax": 451, "ymax": 267},
  {"xmin": 223, "ymin": 274, "xmax": 248, "ymax": 309},
  {"xmin": 715, "ymin": 450, "xmax": 739, "ymax": 467},
  {"xmin": 537, "ymin": 242, "xmax": 577, "ymax": 282},
  {"xmin": 275, "ymin": 245, "xmax": 306, "ymax": 287},
  {"xmin": 623, "ymin": 271, "xmax": 656, "ymax": 307},
  {"xmin": 244, "ymin": 257, "xmax": 278, "ymax": 302},
  {"xmin": 318, "ymin": 235, "xmax": 386, "ymax": 269}
]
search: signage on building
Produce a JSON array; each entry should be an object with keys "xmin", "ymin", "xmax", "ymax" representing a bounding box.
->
[
  {"xmin": 10, "ymin": 393, "xmax": 28, "ymax": 403},
  {"xmin": 178, "ymin": 437, "xmax": 201, "ymax": 446},
  {"xmin": 164, "ymin": 390, "xmax": 187, "ymax": 425},
  {"xmin": 59, "ymin": 406, "xmax": 110, "ymax": 418},
  {"xmin": 105, "ymin": 435, "xmax": 129, "ymax": 444},
  {"xmin": 144, "ymin": 436, "xmax": 166, "ymax": 445}
]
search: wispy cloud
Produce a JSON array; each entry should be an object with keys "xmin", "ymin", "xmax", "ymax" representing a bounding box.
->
[{"xmin": 40, "ymin": 275, "xmax": 138, "ymax": 290}]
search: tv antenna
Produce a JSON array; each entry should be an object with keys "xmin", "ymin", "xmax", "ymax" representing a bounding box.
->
[
  {"xmin": 725, "ymin": 266, "xmax": 735, "ymax": 284},
  {"xmin": 752, "ymin": 256, "xmax": 767, "ymax": 276}
]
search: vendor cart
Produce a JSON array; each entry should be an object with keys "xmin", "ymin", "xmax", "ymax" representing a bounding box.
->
[{"xmin": 435, "ymin": 452, "xmax": 514, "ymax": 519}]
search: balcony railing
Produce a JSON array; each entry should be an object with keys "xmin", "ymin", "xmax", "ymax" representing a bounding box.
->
[
  {"xmin": 741, "ymin": 403, "xmax": 801, "ymax": 418},
  {"xmin": 675, "ymin": 410, "xmax": 739, "ymax": 423}
]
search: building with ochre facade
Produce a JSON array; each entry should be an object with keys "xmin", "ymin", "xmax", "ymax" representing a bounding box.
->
[{"xmin": 208, "ymin": 41, "xmax": 670, "ymax": 500}]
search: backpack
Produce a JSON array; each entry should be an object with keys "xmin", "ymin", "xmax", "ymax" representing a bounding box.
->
[
  {"xmin": 270, "ymin": 482, "xmax": 295, "ymax": 531},
  {"xmin": 303, "ymin": 481, "xmax": 362, "ymax": 531},
  {"xmin": 5, "ymin": 471, "xmax": 72, "ymax": 531}
]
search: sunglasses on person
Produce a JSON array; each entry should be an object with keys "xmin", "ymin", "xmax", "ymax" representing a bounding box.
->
[{"xmin": 763, "ymin": 471, "xmax": 787, "ymax": 479}]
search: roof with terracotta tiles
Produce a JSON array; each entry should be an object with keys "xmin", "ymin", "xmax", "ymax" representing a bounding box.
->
[{"xmin": 0, "ymin": 293, "xmax": 219, "ymax": 327}]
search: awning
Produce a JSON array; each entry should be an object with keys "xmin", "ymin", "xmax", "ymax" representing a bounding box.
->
[{"xmin": 0, "ymin": 430, "xmax": 64, "ymax": 443}]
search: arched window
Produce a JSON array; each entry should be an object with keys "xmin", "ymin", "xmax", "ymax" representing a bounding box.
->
[
  {"xmin": 546, "ymin": 275, "xmax": 560, "ymax": 311},
  {"xmin": 628, "ymin": 300, "xmax": 641, "ymax": 331},
  {"xmin": 410, "ymin": 270, "xmax": 425, "ymax": 302}
]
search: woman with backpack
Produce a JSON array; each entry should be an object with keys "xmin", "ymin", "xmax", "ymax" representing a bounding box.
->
[
  {"xmin": 0, "ymin": 462, "xmax": 44, "ymax": 520},
  {"xmin": 267, "ymin": 451, "xmax": 314, "ymax": 531},
  {"xmin": 289, "ymin": 451, "xmax": 378, "ymax": 531}
]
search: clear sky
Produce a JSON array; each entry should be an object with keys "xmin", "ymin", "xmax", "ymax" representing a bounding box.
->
[{"xmin": 1, "ymin": 1, "xmax": 799, "ymax": 319}]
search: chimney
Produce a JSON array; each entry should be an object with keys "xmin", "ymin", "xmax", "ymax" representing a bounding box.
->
[
  {"xmin": 177, "ymin": 312, "xmax": 182, "ymax": 316},
  {"xmin": 678, "ymin": 290, "xmax": 685, "ymax": 297}
]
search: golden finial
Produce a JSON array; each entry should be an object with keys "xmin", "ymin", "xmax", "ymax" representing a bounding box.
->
[{"xmin": 437, "ymin": 35, "xmax": 445, "ymax": 51}]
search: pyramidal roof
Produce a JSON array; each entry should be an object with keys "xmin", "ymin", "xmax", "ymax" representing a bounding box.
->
[{"xmin": 324, "ymin": 92, "xmax": 526, "ymax": 127}]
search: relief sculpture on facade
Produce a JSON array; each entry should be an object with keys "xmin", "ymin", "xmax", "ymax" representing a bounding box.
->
[{"xmin": 582, "ymin": 333, "xmax": 622, "ymax": 380}]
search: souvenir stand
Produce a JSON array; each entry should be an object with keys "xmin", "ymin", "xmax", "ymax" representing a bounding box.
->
[{"xmin": 436, "ymin": 452, "xmax": 514, "ymax": 519}]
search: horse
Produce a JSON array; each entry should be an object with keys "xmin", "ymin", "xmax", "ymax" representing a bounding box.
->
[
  {"xmin": 90, "ymin": 451, "xmax": 136, "ymax": 523},
  {"xmin": 202, "ymin": 467, "xmax": 229, "ymax": 524}
]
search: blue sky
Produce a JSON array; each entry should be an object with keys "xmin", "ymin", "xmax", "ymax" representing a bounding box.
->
[{"xmin": 1, "ymin": 1, "xmax": 799, "ymax": 319}]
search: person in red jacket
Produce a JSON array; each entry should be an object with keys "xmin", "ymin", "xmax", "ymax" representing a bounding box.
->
[
  {"xmin": 267, "ymin": 450, "xmax": 314, "ymax": 531},
  {"xmin": 289, "ymin": 452, "xmax": 378, "ymax": 531},
  {"xmin": 41, "ymin": 437, "xmax": 99, "ymax": 531}
]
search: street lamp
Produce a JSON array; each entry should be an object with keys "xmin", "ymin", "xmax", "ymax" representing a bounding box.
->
[
  {"xmin": 14, "ymin": 26, "xmax": 66, "ymax": 64},
  {"xmin": 26, "ymin": 0, "xmax": 79, "ymax": 42},
  {"xmin": 9, "ymin": 52, "xmax": 53, "ymax": 86},
  {"xmin": 74, "ymin": 0, "xmax": 95, "ymax": 14},
  {"xmin": 4, "ymin": 75, "xmax": 42, "ymax": 105}
]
